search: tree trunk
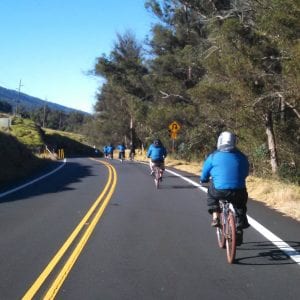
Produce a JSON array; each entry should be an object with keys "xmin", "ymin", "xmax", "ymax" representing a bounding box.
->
[
  {"xmin": 279, "ymin": 94, "xmax": 285, "ymax": 123},
  {"xmin": 264, "ymin": 111, "xmax": 278, "ymax": 174},
  {"xmin": 188, "ymin": 66, "xmax": 192, "ymax": 80}
]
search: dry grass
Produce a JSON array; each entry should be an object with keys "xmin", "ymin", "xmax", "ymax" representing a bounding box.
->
[
  {"xmin": 246, "ymin": 176, "xmax": 300, "ymax": 221},
  {"xmin": 133, "ymin": 150, "xmax": 300, "ymax": 222}
]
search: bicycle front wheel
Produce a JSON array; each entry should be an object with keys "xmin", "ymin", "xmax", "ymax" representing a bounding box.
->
[
  {"xmin": 216, "ymin": 213, "xmax": 225, "ymax": 249},
  {"xmin": 226, "ymin": 212, "xmax": 236, "ymax": 264}
]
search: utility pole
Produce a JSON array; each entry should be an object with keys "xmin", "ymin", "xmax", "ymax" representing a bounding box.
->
[
  {"xmin": 43, "ymin": 99, "xmax": 47, "ymax": 128},
  {"xmin": 59, "ymin": 112, "xmax": 62, "ymax": 129},
  {"xmin": 16, "ymin": 79, "xmax": 23, "ymax": 115}
]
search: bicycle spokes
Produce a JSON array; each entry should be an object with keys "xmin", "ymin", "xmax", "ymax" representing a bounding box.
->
[{"xmin": 216, "ymin": 214, "xmax": 225, "ymax": 249}]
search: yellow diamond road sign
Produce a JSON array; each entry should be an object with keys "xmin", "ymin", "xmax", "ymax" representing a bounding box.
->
[{"xmin": 169, "ymin": 121, "xmax": 181, "ymax": 132}]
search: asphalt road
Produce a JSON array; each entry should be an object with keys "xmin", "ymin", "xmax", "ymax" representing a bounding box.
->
[{"xmin": 0, "ymin": 157, "xmax": 299, "ymax": 300}]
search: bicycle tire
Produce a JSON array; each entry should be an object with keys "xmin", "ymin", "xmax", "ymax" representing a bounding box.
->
[
  {"xmin": 154, "ymin": 167, "xmax": 160, "ymax": 189},
  {"xmin": 226, "ymin": 212, "xmax": 236, "ymax": 263},
  {"xmin": 216, "ymin": 213, "xmax": 226, "ymax": 249}
]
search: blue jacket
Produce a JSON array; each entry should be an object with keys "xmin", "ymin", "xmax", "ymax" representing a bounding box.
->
[
  {"xmin": 200, "ymin": 149, "xmax": 249, "ymax": 189},
  {"xmin": 117, "ymin": 144, "xmax": 126, "ymax": 151},
  {"xmin": 106, "ymin": 145, "xmax": 114, "ymax": 154},
  {"xmin": 147, "ymin": 144, "xmax": 167, "ymax": 161}
]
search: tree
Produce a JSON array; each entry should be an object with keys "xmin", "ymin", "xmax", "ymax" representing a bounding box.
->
[
  {"xmin": 0, "ymin": 100, "xmax": 12, "ymax": 113},
  {"xmin": 93, "ymin": 31, "xmax": 150, "ymax": 144},
  {"xmin": 86, "ymin": 0, "xmax": 299, "ymax": 182}
]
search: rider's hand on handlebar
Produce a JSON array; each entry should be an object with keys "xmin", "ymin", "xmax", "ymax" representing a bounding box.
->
[{"xmin": 199, "ymin": 179, "xmax": 210, "ymax": 186}]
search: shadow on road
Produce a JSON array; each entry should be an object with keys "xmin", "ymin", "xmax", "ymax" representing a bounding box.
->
[
  {"xmin": 159, "ymin": 184, "xmax": 198, "ymax": 190},
  {"xmin": 234, "ymin": 240, "xmax": 300, "ymax": 265},
  {"xmin": 0, "ymin": 160, "xmax": 98, "ymax": 204},
  {"xmin": 165, "ymin": 174, "xmax": 199, "ymax": 180}
]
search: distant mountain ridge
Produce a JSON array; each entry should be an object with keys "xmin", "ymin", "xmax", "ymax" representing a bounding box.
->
[{"xmin": 0, "ymin": 86, "xmax": 88, "ymax": 114}]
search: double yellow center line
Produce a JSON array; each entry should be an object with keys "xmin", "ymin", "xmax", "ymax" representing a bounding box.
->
[{"xmin": 22, "ymin": 159, "xmax": 117, "ymax": 300}]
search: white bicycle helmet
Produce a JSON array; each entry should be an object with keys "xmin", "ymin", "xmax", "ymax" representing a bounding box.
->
[{"xmin": 217, "ymin": 131, "xmax": 236, "ymax": 151}]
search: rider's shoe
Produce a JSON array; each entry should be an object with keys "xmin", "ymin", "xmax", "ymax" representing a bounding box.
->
[
  {"xmin": 237, "ymin": 220, "xmax": 250, "ymax": 229},
  {"xmin": 211, "ymin": 218, "xmax": 220, "ymax": 227},
  {"xmin": 236, "ymin": 229, "xmax": 243, "ymax": 246}
]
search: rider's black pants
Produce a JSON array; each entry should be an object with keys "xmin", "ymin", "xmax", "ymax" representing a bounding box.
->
[
  {"xmin": 207, "ymin": 183, "xmax": 248, "ymax": 227},
  {"xmin": 119, "ymin": 151, "xmax": 125, "ymax": 159}
]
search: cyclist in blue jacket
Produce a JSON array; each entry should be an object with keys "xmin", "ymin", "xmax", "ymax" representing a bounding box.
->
[
  {"xmin": 147, "ymin": 139, "xmax": 167, "ymax": 176},
  {"xmin": 200, "ymin": 131, "xmax": 250, "ymax": 234},
  {"xmin": 106, "ymin": 144, "xmax": 115, "ymax": 159},
  {"xmin": 117, "ymin": 143, "xmax": 126, "ymax": 161},
  {"xmin": 103, "ymin": 145, "xmax": 108, "ymax": 158}
]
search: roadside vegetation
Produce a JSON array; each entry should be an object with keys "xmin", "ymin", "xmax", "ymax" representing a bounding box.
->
[
  {"xmin": 10, "ymin": 116, "xmax": 44, "ymax": 149},
  {"xmin": 0, "ymin": 116, "xmax": 98, "ymax": 187},
  {"xmin": 43, "ymin": 128, "xmax": 98, "ymax": 157},
  {"xmin": 0, "ymin": 98, "xmax": 91, "ymax": 133}
]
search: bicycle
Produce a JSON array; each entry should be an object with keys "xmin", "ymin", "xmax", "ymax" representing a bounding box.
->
[
  {"xmin": 152, "ymin": 162, "xmax": 163, "ymax": 189},
  {"xmin": 216, "ymin": 199, "xmax": 240, "ymax": 264},
  {"xmin": 119, "ymin": 151, "xmax": 125, "ymax": 163}
]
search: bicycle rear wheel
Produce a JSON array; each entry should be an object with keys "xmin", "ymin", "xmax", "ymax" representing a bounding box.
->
[
  {"xmin": 216, "ymin": 213, "xmax": 225, "ymax": 249},
  {"xmin": 226, "ymin": 212, "xmax": 236, "ymax": 263},
  {"xmin": 154, "ymin": 167, "xmax": 160, "ymax": 189}
]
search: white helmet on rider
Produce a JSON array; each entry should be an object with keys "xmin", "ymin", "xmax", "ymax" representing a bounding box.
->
[{"xmin": 217, "ymin": 131, "xmax": 236, "ymax": 151}]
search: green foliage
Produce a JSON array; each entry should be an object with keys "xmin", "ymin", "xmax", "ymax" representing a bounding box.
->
[
  {"xmin": 278, "ymin": 162, "xmax": 300, "ymax": 184},
  {"xmin": 29, "ymin": 106, "xmax": 90, "ymax": 132},
  {"xmin": 88, "ymin": 0, "xmax": 300, "ymax": 183},
  {"xmin": 0, "ymin": 100, "xmax": 12, "ymax": 113},
  {"xmin": 10, "ymin": 117, "xmax": 44, "ymax": 149}
]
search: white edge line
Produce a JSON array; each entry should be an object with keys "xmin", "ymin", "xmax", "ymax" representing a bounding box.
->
[
  {"xmin": 164, "ymin": 167, "xmax": 300, "ymax": 265},
  {"xmin": 0, "ymin": 158, "xmax": 67, "ymax": 198}
]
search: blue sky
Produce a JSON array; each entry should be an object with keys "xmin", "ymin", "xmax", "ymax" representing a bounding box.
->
[{"xmin": 0, "ymin": 0, "xmax": 155, "ymax": 113}]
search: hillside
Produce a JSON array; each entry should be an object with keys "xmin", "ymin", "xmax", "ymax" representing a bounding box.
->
[
  {"xmin": 0, "ymin": 86, "xmax": 88, "ymax": 114},
  {"xmin": 0, "ymin": 119, "xmax": 46, "ymax": 186},
  {"xmin": 0, "ymin": 117, "xmax": 100, "ymax": 187}
]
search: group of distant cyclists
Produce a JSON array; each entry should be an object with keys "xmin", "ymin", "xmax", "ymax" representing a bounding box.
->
[
  {"xmin": 103, "ymin": 143, "xmax": 136, "ymax": 161},
  {"xmin": 102, "ymin": 130, "xmax": 250, "ymax": 245}
]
